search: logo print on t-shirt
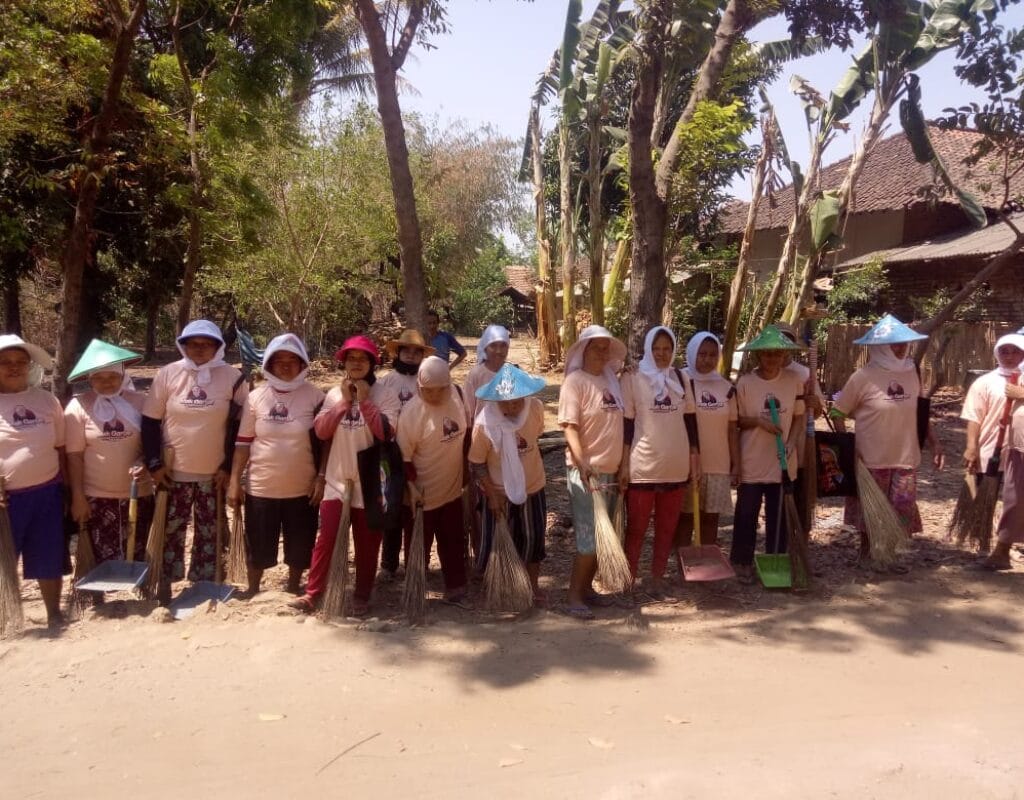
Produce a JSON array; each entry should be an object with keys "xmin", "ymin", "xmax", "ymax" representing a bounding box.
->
[
  {"xmin": 516, "ymin": 434, "xmax": 529, "ymax": 454},
  {"xmin": 340, "ymin": 404, "xmax": 364, "ymax": 429},
  {"xmin": 651, "ymin": 391, "xmax": 677, "ymax": 413},
  {"xmin": 182, "ymin": 385, "xmax": 214, "ymax": 408},
  {"xmin": 100, "ymin": 417, "xmax": 131, "ymax": 440},
  {"xmin": 398, "ymin": 388, "xmax": 413, "ymax": 406},
  {"xmin": 265, "ymin": 401, "xmax": 293, "ymax": 423},
  {"xmin": 10, "ymin": 405, "xmax": 42, "ymax": 429},
  {"xmin": 886, "ymin": 381, "xmax": 908, "ymax": 401},
  {"xmin": 441, "ymin": 416, "xmax": 461, "ymax": 442},
  {"xmin": 600, "ymin": 390, "xmax": 619, "ymax": 410},
  {"xmin": 698, "ymin": 389, "xmax": 725, "ymax": 410},
  {"xmin": 762, "ymin": 393, "xmax": 783, "ymax": 417}
]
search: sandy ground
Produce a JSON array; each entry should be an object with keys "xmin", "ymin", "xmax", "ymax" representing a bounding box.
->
[{"xmin": 3, "ymin": 335, "xmax": 1024, "ymax": 798}]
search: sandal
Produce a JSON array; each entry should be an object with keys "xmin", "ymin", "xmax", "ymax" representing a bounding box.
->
[
  {"xmin": 288, "ymin": 595, "xmax": 315, "ymax": 614},
  {"xmin": 584, "ymin": 591, "xmax": 615, "ymax": 608},
  {"xmin": 564, "ymin": 604, "xmax": 595, "ymax": 621}
]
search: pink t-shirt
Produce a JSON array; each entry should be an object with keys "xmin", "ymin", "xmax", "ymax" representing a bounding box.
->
[
  {"xmin": 684, "ymin": 367, "xmax": 738, "ymax": 476},
  {"xmin": 835, "ymin": 363, "xmax": 920, "ymax": 469},
  {"xmin": 468, "ymin": 397, "xmax": 546, "ymax": 495},
  {"xmin": 736, "ymin": 370, "xmax": 805, "ymax": 483},
  {"xmin": 237, "ymin": 382, "xmax": 325, "ymax": 499},
  {"xmin": 558, "ymin": 370, "xmax": 624, "ymax": 474},
  {"xmin": 0, "ymin": 388, "xmax": 65, "ymax": 490},
  {"xmin": 463, "ymin": 362, "xmax": 499, "ymax": 423},
  {"xmin": 65, "ymin": 390, "xmax": 152, "ymax": 498},
  {"xmin": 377, "ymin": 370, "xmax": 419, "ymax": 412},
  {"xmin": 319, "ymin": 381, "xmax": 401, "ymax": 509},
  {"xmin": 142, "ymin": 361, "xmax": 248, "ymax": 480},
  {"xmin": 397, "ymin": 390, "xmax": 468, "ymax": 511},
  {"xmin": 622, "ymin": 371, "xmax": 695, "ymax": 483},
  {"xmin": 961, "ymin": 370, "xmax": 1013, "ymax": 464}
]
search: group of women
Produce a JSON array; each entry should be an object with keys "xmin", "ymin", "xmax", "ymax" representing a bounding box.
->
[{"xmin": 0, "ymin": 310, "xmax": 1016, "ymax": 628}]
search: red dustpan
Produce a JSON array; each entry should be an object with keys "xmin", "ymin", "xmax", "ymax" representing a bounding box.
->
[{"xmin": 678, "ymin": 480, "xmax": 735, "ymax": 581}]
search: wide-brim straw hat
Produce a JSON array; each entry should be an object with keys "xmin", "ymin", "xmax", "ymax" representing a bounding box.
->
[
  {"xmin": 0, "ymin": 333, "xmax": 53, "ymax": 370},
  {"xmin": 564, "ymin": 325, "xmax": 627, "ymax": 374},
  {"xmin": 853, "ymin": 313, "xmax": 927, "ymax": 346},
  {"xmin": 475, "ymin": 363, "xmax": 546, "ymax": 401},
  {"xmin": 739, "ymin": 325, "xmax": 807, "ymax": 352},
  {"xmin": 68, "ymin": 339, "xmax": 141, "ymax": 382},
  {"xmin": 385, "ymin": 329, "xmax": 435, "ymax": 359}
]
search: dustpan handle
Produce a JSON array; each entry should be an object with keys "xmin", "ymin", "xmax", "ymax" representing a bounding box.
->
[{"xmin": 691, "ymin": 479, "xmax": 701, "ymax": 547}]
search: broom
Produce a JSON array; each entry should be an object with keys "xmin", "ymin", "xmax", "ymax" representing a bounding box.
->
[
  {"xmin": 590, "ymin": 479, "xmax": 632, "ymax": 594},
  {"xmin": 483, "ymin": 508, "xmax": 533, "ymax": 612},
  {"xmin": 144, "ymin": 448, "xmax": 175, "ymax": 595},
  {"xmin": 768, "ymin": 398, "xmax": 811, "ymax": 590},
  {"xmin": 802, "ymin": 334, "xmax": 820, "ymax": 533},
  {"xmin": 855, "ymin": 459, "xmax": 909, "ymax": 566},
  {"xmin": 403, "ymin": 502, "xmax": 427, "ymax": 624},
  {"xmin": 67, "ymin": 521, "xmax": 97, "ymax": 613},
  {"xmin": 225, "ymin": 504, "xmax": 248, "ymax": 586},
  {"xmin": 319, "ymin": 479, "xmax": 354, "ymax": 620},
  {"xmin": 0, "ymin": 476, "xmax": 24, "ymax": 637},
  {"xmin": 950, "ymin": 397, "xmax": 1012, "ymax": 552}
]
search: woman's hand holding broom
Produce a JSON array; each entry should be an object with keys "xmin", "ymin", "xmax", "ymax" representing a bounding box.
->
[{"xmin": 308, "ymin": 475, "xmax": 325, "ymax": 506}]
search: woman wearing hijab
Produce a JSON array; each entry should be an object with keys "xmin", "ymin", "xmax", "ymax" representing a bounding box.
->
[
  {"xmin": 558, "ymin": 325, "xmax": 628, "ymax": 619},
  {"xmin": 732, "ymin": 327, "xmax": 807, "ymax": 582},
  {"xmin": 376, "ymin": 329, "xmax": 435, "ymax": 580},
  {"xmin": 0, "ymin": 334, "xmax": 66, "ymax": 626},
  {"xmin": 397, "ymin": 356, "xmax": 471, "ymax": 606},
  {"xmin": 142, "ymin": 320, "xmax": 248, "ymax": 604},
  {"xmin": 65, "ymin": 340, "xmax": 154, "ymax": 585},
  {"xmin": 468, "ymin": 363, "xmax": 548, "ymax": 604},
  {"xmin": 620, "ymin": 326, "xmax": 698, "ymax": 597},
  {"xmin": 677, "ymin": 332, "xmax": 739, "ymax": 552},
  {"xmin": 462, "ymin": 324, "xmax": 511, "ymax": 423},
  {"xmin": 832, "ymin": 314, "xmax": 944, "ymax": 567},
  {"xmin": 291, "ymin": 336, "xmax": 400, "ymax": 616},
  {"xmin": 227, "ymin": 334, "xmax": 325, "ymax": 595}
]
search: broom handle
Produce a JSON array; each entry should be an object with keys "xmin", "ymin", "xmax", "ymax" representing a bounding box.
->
[
  {"xmin": 768, "ymin": 398, "xmax": 789, "ymax": 475},
  {"xmin": 986, "ymin": 396, "xmax": 1015, "ymax": 476},
  {"xmin": 215, "ymin": 488, "xmax": 224, "ymax": 584},
  {"xmin": 125, "ymin": 478, "xmax": 139, "ymax": 563},
  {"xmin": 691, "ymin": 479, "xmax": 701, "ymax": 548}
]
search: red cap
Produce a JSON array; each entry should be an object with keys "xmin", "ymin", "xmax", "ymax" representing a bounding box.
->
[{"xmin": 335, "ymin": 334, "xmax": 379, "ymax": 365}]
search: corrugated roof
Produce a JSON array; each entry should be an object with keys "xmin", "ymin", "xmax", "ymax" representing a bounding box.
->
[
  {"xmin": 833, "ymin": 212, "xmax": 1024, "ymax": 270},
  {"xmin": 720, "ymin": 126, "xmax": 1021, "ymax": 234}
]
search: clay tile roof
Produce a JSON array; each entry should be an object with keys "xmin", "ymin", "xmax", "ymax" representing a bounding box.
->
[
  {"xmin": 503, "ymin": 265, "xmax": 538, "ymax": 298},
  {"xmin": 719, "ymin": 126, "xmax": 1023, "ymax": 234}
]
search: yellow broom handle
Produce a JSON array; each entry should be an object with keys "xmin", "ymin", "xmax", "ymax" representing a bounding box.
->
[
  {"xmin": 125, "ymin": 478, "xmax": 139, "ymax": 563},
  {"xmin": 692, "ymin": 479, "xmax": 701, "ymax": 547}
]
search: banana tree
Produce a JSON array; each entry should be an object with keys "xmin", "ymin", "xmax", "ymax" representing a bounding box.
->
[{"xmin": 782, "ymin": 0, "xmax": 992, "ymax": 322}]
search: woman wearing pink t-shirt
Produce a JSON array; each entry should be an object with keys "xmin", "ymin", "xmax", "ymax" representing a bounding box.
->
[
  {"xmin": 228, "ymin": 334, "xmax": 325, "ymax": 595},
  {"xmin": 65, "ymin": 341, "xmax": 154, "ymax": 583},
  {"xmin": 291, "ymin": 336, "xmax": 400, "ymax": 617},
  {"xmin": 0, "ymin": 334, "xmax": 66, "ymax": 627},
  {"xmin": 833, "ymin": 314, "xmax": 944, "ymax": 567}
]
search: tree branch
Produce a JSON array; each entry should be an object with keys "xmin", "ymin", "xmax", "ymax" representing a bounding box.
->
[{"xmin": 392, "ymin": 0, "xmax": 425, "ymax": 71}]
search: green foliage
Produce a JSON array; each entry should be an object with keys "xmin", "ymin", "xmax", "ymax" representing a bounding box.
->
[
  {"xmin": 815, "ymin": 259, "xmax": 890, "ymax": 350},
  {"xmin": 909, "ymin": 284, "xmax": 989, "ymax": 323},
  {"xmin": 448, "ymin": 239, "xmax": 516, "ymax": 335},
  {"xmin": 665, "ymin": 239, "xmax": 738, "ymax": 346}
]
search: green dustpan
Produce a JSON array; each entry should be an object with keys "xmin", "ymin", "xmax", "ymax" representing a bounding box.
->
[{"xmin": 757, "ymin": 397, "xmax": 792, "ymax": 589}]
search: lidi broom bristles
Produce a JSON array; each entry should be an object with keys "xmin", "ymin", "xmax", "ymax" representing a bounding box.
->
[
  {"xmin": 855, "ymin": 459, "xmax": 908, "ymax": 566},
  {"xmin": 226, "ymin": 506, "xmax": 248, "ymax": 586},
  {"xmin": 320, "ymin": 480, "xmax": 354, "ymax": 620},
  {"xmin": 0, "ymin": 478, "xmax": 24, "ymax": 638},
  {"xmin": 484, "ymin": 512, "xmax": 533, "ymax": 612},
  {"xmin": 403, "ymin": 503, "xmax": 427, "ymax": 624},
  {"xmin": 67, "ymin": 523, "xmax": 97, "ymax": 614},
  {"xmin": 145, "ymin": 448, "xmax": 174, "ymax": 596},
  {"xmin": 591, "ymin": 481, "xmax": 631, "ymax": 594}
]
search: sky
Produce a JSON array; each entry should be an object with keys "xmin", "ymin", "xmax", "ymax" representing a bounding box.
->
[{"xmin": 388, "ymin": 0, "xmax": 1024, "ymax": 201}]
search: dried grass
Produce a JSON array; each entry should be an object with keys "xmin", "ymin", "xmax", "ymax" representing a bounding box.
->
[
  {"xmin": 483, "ymin": 514, "xmax": 533, "ymax": 612},
  {"xmin": 403, "ymin": 505, "xmax": 427, "ymax": 624},
  {"xmin": 856, "ymin": 459, "xmax": 909, "ymax": 566}
]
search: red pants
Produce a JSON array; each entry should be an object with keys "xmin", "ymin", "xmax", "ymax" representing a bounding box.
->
[
  {"xmin": 625, "ymin": 486, "xmax": 684, "ymax": 580},
  {"xmin": 403, "ymin": 497, "xmax": 467, "ymax": 593},
  {"xmin": 306, "ymin": 500, "xmax": 381, "ymax": 603}
]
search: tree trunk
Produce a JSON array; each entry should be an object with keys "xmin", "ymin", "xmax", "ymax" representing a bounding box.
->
[
  {"xmin": 626, "ymin": 0, "xmax": 669, "ymax": 357},
  {"xmin": 177, "ymin": 105, "xmax": 203, "ymax": 332},
  {"xmin": 54, "ymin": 0, "xmax": 147, "ymax": 399},
  {"xmin": 720, "ymin": 135, "xmax": 770, "ymax": 373},
  {"xmin": 354, "ymin": 0, "xmax": 428, "ymax": 332},
  {"xmin": 558, "ymin": 119, "xmax": 577, "ymax": 348},
  {"xmin": 587, "ymin": 112, "xmax": 605, "ymax": 326},
  {"xmin": 1, "ymin": 267, "xmax": 22, "ymax": 336},
  {"xmin": 603, "ymin": 234, "xmax": 630, "ymax": 312},
  {"xmin": 144, "ymin": 293, "xmax": 159, "ymax": 361},
  {"xmin": 528, "ymin": 106, "xmax": 560, "ymax": 367}
]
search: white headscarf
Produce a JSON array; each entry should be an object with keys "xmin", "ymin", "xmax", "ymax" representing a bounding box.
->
[
  {"xmin": 176, "ymin": 319, "xmax": 226, "ymax": 386},
  {"xmin": 994, "ymin": 333, "xmax": 1024, "ymax": 377},
  {"xmin": 638, "ymin": 326, "xmax": 683, "ymax": 398},
  {"xmin": 476, "ymin": 325, "xmax": 510, "ymax": 365},
  {"xmin": 88, "ymin": 364, "xmax": 141, "ymax": 432},
  {"xmin": 475, "ymin": 401, "xmax": 530, "ymax": 506},
  {"xmin": 866, "ymin": 344, "xmax": 914, "ymax": 373},
  {"xmin": 262, "ymin": 333, "xmax": 310, "ymax": 392},
  {"xmin": 685, "ymin": 331, "xmax": 721, "ymax": 376}
]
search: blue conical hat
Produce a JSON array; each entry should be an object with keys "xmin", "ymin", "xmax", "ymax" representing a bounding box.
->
[
  {"xmin": 475, "ymin": 363, "xmax": 546, "ymax": 401},
  {"xmin": 68, "ymin": 339, "xmax": 141, "ymax": 382},
  {"xmin": 852, "ymin": 314, "xmax": 927, "ymax": 346}
]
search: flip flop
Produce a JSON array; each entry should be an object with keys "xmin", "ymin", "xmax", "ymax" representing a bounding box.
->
[
  {"xmin": 288, "ymin": 595, "xmax": 315, "ymax": 614},
  {"xmin": 584, "ymin": 591, "xmax": 615, "ymax": 608},
  {"xmin": 564, "ymin": 604, "xmax": 595, "ymax": 621}
]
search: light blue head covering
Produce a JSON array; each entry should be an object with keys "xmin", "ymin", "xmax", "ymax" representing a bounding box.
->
[
  {"xmin": 853, "ymin": 314, "xmax": 927, "ymax": 346},
  {"xmin": 475, "ymin": 363, "xmax": 546, "ymax": 402}
]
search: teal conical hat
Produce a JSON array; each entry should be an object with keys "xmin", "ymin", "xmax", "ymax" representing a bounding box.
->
[
  {"xmin": 68, "ymin": 339, "xmax": 141, "ymax": 382},
  {"xmin": 738, "ymin": 325, "xmax": 807, "ymax": 352},
  {"xmin": 476, "ymin": 363, "xmax": 547, "ymax": 401},
  {"xmin": 852, "ymin": 313, "xmax": 927, "ymax": 346}
]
